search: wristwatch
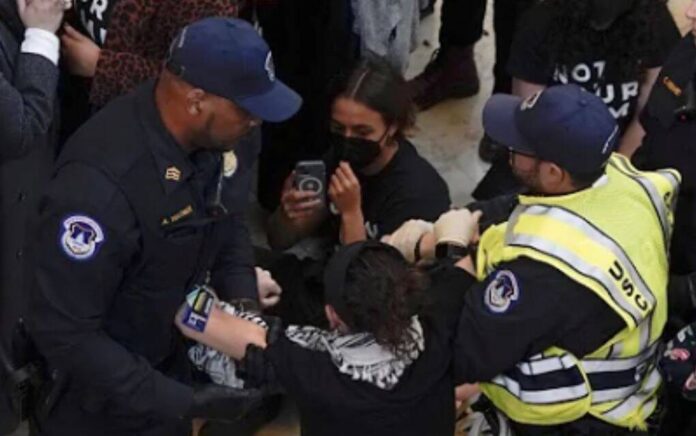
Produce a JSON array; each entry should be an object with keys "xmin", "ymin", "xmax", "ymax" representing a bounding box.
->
[{"xmin": 435, "ymin": 243, "xmax": 471, "ymax": 263}]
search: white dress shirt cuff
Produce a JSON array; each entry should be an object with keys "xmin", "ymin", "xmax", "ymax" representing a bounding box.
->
[{"xmin": 20, "ymin": 28, "xmax": 60, "ymax": 66}]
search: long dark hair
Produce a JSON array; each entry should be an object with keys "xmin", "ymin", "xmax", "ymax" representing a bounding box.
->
[
  {"xmin": 330, "ymin": 58, "xmax": 416, "ymax": 137},
  {"xmin": 542, "ymin": 0, "xmax": 665, "ymax": 81},
  {"xmin": 341, "ymin": 246, "xmax": 428, "ymax": 356}
]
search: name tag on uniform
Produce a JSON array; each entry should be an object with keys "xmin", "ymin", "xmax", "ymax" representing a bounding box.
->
[{"xmin": 181, "ymin": 285, "xmax": 215, "ymax": 332}]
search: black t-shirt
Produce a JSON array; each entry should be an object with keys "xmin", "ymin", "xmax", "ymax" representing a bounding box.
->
[
  {"xmin": 74, "ymin": 0, "xmax": 118, "ymax": 46},
  {"xmin": 262, "ymin": 267, "xmax": 473, "ymax": 436},
  {"xmin": 507, "ymin": 3, "xmax": 679, "ymax": 131},
  {"xmin": 341, "ymin": 139, "xmax": 450, "ymax": 240}
]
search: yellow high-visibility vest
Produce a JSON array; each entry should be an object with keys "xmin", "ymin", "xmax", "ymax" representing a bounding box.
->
[{"xmin": 477, "ymin": 154, "xmax": 680, "ymax": 430}]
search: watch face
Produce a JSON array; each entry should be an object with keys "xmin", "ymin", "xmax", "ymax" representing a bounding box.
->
[{"xmin": 436, "ymin": 243, "xmax": 469, "ymax": 261}]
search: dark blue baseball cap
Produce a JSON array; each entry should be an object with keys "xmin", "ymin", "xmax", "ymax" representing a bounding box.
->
[
  {"xmin": 483, "ymin": 84, "xmax": 619, "ymax": 173},
  {"xmin": 166, "ymin": 17, "xmax": 302, "ymax": 122}
]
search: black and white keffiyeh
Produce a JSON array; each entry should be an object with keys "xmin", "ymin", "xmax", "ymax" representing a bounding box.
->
[
  {"xmin": 188, "ymin": 302, "xmax": 267, "ymax": 388},
  {"xmin": 285, "ymin": 316, "xmax": 425, "ymax": 390},
  {"xmin": 189, "ymin": 306, "xmax": 425, "ymax": 391}
]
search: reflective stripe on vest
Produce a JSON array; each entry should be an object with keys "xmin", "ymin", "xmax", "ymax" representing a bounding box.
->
[
  {"xmin": 491, "ymin": 352, "xmax": 590, "ymax": 405},
  {"xmin": 477, "ymin": 155, "xmax": 678, "ymax": 429},
  {"xmin": 490, "ymin": 376, "xmax": 589, "ymax": 405},
  {"xmin": 601, "ymin": 366, "xmax": 661, "ymax": 422},
  {"xmin": 609, "ymin": 156, "xmax": 680, "ymax": 248},
  {"xmin": 505, "ymin": 204, "xmax": 655, "ymax": 326},
  {"xmin": 585, "ymin": 343, "xmax": 659, "ymax": 405}
]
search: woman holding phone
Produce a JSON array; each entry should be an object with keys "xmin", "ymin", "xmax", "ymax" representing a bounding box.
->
[
  {"xmin": 263, "ymin": 59, "xmax": 450, "ymax": 327},
  {"xmin": 267, "ymin": 58, "xmax": 450, "ymax": 249}
]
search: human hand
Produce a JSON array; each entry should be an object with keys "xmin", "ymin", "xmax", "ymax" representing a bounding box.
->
[
  {"xmin": 434, "ymin": 209, "xmax": 483, "ymax": 247},
  {"xmin": 280, "ymin": 172, "xmax": 323, "ymax": 222},
  {"xmin": 61, "ymin": 23, "xmax": 100, "ymax": 77},
  {"xmin": 255, "ymin": 267, "xmax": 282, "ymax": 309},
  {"xmin": 17, "ymin": 0, "xmax": 68, "ymax": 33},
  {"xmin": 328, "ymin": 162, "xmax": 361, "ymax": 216},
  {"xmin": 381, "ymin": 220, "xmax": 434, "ymax": 263}
]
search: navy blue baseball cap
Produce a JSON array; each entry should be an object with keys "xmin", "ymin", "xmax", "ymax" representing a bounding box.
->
[
  {"xmin": 166, "ymin": 17, "xmax": 302, "ymax": 122},
  {"xmin": 483, "ymin": 84, "xmax": 619, "ymax": 174}
]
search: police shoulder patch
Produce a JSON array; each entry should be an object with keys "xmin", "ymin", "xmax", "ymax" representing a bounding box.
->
[
  {"xmin": 484, "ymin": 270, "xmax": 520, "ymax": 314},
  {"xmin": 60, "ymin": 215, "xmax": 105, "ymax": 261}
]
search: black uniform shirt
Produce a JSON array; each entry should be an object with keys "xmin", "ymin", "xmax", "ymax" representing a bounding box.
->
[
  {"xmin": 331, "ymin": 139, "xmax": 450, "ymax": 240},
  {"xmin": 454, "ymin": 257, "xmax": 625, "ymax": 384},
  {"xmin": 636, "ymin": 35, "xmax": 696, "ymax": 274},
  {"xmin": 29, "ymin": 81, "xmax": 257, "ymax": 425}
]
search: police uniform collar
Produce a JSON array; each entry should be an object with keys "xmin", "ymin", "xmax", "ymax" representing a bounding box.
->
[{"xmin": 135, "ymin": 80, "xmax": 194, "ymax": 194}]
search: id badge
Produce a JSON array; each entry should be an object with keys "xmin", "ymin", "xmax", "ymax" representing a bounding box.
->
[{"xmin": 181, "ymin": 285, "xmax": 215, "ymax": 332}]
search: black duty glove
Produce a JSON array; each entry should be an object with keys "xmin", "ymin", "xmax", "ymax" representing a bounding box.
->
[
  {"xmin": 240, "ymin": 316, "xmax": 284, "ymax": 391},
  {"xmin": 188, "ymin": 384, "xmax": 265, "ymax": 422}
]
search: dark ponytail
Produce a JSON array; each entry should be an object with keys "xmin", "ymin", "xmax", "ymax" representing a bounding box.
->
[
  {"xmin": 331, "ymin": 58, "xmax": 416, "ymax": 137},
  {"xmin": 341, "ymin": 246, "xmax": 428, "ymax": 356}
]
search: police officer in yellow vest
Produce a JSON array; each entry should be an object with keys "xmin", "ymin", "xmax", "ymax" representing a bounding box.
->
[{"xmin": 386, "ymin": 84, "xmax": 680, "ymax": 435}]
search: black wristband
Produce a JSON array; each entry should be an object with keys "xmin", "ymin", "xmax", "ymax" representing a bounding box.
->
[{"xmin": 435, "ymin": 243, "xmax": 470, "ymax": 262}]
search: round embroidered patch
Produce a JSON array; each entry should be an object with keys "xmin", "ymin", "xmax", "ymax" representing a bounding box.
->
[
  {"xmin": 60, "ymin": 215, "xmax": 105, "ymax": 261},
  {"xmin": 484, "ymin": 270, "xmax": 520, "ymax": 314}
]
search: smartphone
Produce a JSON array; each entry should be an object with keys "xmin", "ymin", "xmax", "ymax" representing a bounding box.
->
[{"xmin": 294, "ymin": 160, "xmax": 326, "ymax": 201}]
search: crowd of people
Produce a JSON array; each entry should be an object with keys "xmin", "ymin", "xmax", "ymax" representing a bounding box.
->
[{"xmin": 2, "ymin": 0, "xmax": 696, "ymax": 436}]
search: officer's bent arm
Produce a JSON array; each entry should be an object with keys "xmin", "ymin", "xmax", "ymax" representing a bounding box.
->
[
  {"xmin": 211, "ymin": 213, "xmax": 258, "ymax": 301},
  {"xmin": 452, "ymin": 259, "xmax": 625, "ymax": 384},
  {"xmin": 28, "ymin": 164, "xmax": 193, "ymax": 421},
  {"xmin": 176, "ymin": 304, "xmax": 267, "ymax": 359}
]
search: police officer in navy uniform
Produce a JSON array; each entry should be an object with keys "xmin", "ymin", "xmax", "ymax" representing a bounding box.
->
[
  {"xmin": 27, "ymin": 18, "xmax": 301, "ymax": 436},
  {"xmin": 634, "ymin": 0, "xmax": 696, "ymax": 276},
  {"xmin": 632, "ymin": 2, "xmax": 696, "ymax": 433},
  {"xmin": 387, "ymin": 85, "xmax": 678, "ymax": 435}
]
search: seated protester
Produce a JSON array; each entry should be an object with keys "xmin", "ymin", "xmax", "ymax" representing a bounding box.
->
[
  {"xmin": 177, "ymin": 241, "xmax": 473, "ymax": 436},
  {"xmin": 263, "ymin": 59, "xmax": 450, "ymax": 327},
  {"xmin": 473, "ymin": 0, "xmax": 681, "ymax": 200},
  {"xmin": 267, "ymin": 58, "xmax": 450, "ymax": 250}
]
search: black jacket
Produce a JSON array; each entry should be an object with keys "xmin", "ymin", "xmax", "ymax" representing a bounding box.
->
[
  {"xmin": 29, "ymin": 81, "xmax": 257, "ymax": 435},
  {"xmin": 0, "ymin": 2, "xmax": 59, "ymax": 433}
]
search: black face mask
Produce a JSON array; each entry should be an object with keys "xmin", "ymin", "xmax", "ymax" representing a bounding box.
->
[
  {"xmin": 327, "ymin": 131, "xmax": 386, "ymax": 170},
  {"xmin": 589, "ymin": 0, "xmax": 634, "ymax": 31}
]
